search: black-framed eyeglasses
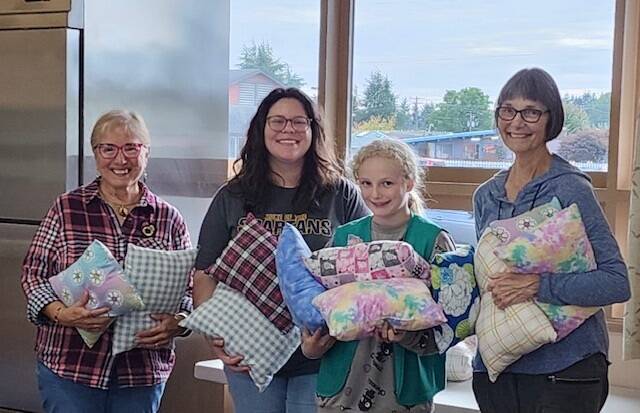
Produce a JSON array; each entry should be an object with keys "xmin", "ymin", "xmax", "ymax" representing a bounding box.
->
[
  {"xmin": 266, "ymin": 115, "xmax": 312, "ymax": 132},
  {"xmin": 93, "ymin": 143, "xmax": 146, "ymax": 159},
  {"xmin": 496, "ymin": 106, "xmax": 549, "ymax": 123}
]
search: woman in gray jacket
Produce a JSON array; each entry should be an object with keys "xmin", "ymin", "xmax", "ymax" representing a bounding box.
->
[{"xmin": 472, "ymin": 68, "xmax": 630, "ymax": 413}]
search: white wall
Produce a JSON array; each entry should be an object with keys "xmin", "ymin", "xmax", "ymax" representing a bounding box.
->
[{"xmin": 608, "ymin": 332, "xmax": 640, "ymax": 389}]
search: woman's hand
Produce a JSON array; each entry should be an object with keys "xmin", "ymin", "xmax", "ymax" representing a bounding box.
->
[
  {"xmin": 376, "ymin": 321, "xmax": 406, "ymax": 343},
  {"xmin": 488, "ymin": 272, "xmax": 540, "ymax": 310},
  {"xmin": 135, "ymin": 313, "xmax": 186, "ymax": 349},
  {"xmin": 301, "ymin": 328, "xmax": 335, "ymax": 359},
  {"xmin": 206, "ymin": 336, "xmax": 250, "ymax": 372},
  {"xmin": 55, "ymin": 292, "xmax": 111, "ymax": 332}
]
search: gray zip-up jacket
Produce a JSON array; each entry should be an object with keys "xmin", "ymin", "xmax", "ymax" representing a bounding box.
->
[{"xmin": 472, "ymin": 154, "xmax": 630, "ymax": 374}]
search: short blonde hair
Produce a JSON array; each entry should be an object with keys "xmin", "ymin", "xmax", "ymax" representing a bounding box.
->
[
  {"xmin": 350, "ymin": 139, "xmax": 426, "ymax": 214},
  {"xmin": 90, "ymin": 110, "xmax": 151, "ymax": 147}
]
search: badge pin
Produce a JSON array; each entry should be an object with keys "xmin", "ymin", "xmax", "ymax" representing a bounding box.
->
[{"xmin": 141, "ymin": 223, "xmax": 156, "ymax": 237}]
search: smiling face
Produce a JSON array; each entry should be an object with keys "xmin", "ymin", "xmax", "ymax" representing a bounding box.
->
[
  {"xmin": 356, "ymin": 156, "xmax": 413, "ymax": 227},
  {"xmin": 264, "ymin": 97, "xmax": 312, "ymax": 171},
  {"xmin": 93, "ymin": 125, "xmax": 148, "ymax": 193},
  {"xmin": 497, "ymin": 97, "xmax": 550, "ymax": 157}
]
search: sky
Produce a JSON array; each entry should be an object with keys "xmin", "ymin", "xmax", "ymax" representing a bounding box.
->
[{"xmin": 230, "ymin": 0, "xmax": 615, "ymax": 104}]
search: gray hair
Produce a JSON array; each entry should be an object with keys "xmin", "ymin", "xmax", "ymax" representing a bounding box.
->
[{"xmin": 90, "ymin": 110, "xmax": 151, "ymax": 147}]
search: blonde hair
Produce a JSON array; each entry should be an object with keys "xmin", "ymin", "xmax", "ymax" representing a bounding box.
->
[
  {"xmin": 90, "ymin": 110, "xmax": 151, "ymax": 148},
  {"xmin": 350, "ymin": 139, "xmax": 426, "ymax": 214}
]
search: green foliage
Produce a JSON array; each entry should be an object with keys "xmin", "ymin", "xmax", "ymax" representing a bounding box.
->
[
  {"xmin": 428, "ymin": 88, "xmax": 493, "ymax": 132},
  {"xmin": 354, "ymin": 115, "xmax": 397, "ymax": 132},
  {"xmin": 396, "ymin": 98, "xmax": 412, "ymax": 130},
  {"xmin": 563, "ymin": 102, "xmax": 590, "ymax": 133},
  {"xmin": 355, "ymin": 71, "xmax": 397, "ymax": 123},
  {"xmin": 563, "ymin": 92, "xmax": 611, "ymax": 128},
  {"xmin": 238, "ymin": 41, "xmax": 305, "ymax": 87}
]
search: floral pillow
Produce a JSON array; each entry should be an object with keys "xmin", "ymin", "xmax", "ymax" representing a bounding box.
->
[
  {"xmin": 312, "ymin": 278, "xmax": 446, "ymax": 341},
  {"xmin": 180, "ymin": 283, "xmax": 300, "ymax": 392},
  {"xmin": 488, "ymin": 198, "xmax": 561, "ymax": 243},
  {"xmin": 475, "ymin": 229, "xmax": 557, "ymax": 382},
  {"xmin": 275, "ymin": 224, "xmax": 326, "ymax": 332},
  {"xmin": 430, "ymin": 246, "xmax": 480, "ymax": 353},
  {"xmin": 49, "ymin": 239, "xmax": 144, "ymax": 347},
  {"xmin": 494, "ymin": 203, "xmax": 600, "ymax": 339},
  {"xmin": 303, "ymin": 240, "xmax": 430, "ymax": 289},
  {"xmin": 206, "ymin": 214, "xmax": 293, "ymax": 333}
]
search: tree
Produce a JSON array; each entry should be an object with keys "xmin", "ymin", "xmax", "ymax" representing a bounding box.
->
[
  {"xmin": 359, "ymin": 71, "xmax": 397, "ymax": 123},
  {"xmin": 427, "ymin": 88, "xmax": 492, "ymax": 132},
  {"xmin": 418, "ymin": 102, "xmax": 435, "ymax": 131},
  {"xmin": 354, "ymin": 115, "xmax": 397, "ymax": 132},
  {"xmin": 238, "ymin": 41, "xmax": 305, "ymax": 87},
  {"xmin": 557, "ymin": 129, "xmax": 608, "ymax": 163},
  {"xmin": 563, "ymin": 101, "xmax": 590, "ymax": 133},
  {"xmin": 564, "ymin": 92, "xmax": 611, "ymax": 128},
  {"xmin": 395, "ymin": 98, "xmax": 412, "ymax": 130}
]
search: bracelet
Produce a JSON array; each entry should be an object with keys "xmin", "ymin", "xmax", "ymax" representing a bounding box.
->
[{"xmin": 53, "ymin": 306, "xmax": 64, "ymax": 324}]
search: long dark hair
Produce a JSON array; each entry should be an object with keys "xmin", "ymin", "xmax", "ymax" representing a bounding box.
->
[{"xmin": 229, "ymin": 87, "xmax": 343, "ymax": 212}]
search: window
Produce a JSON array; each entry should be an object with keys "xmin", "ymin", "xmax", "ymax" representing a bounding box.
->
[
  {"xmin": 84, "ymin": 0, "xmax": 320, "ymax": 242},
  {"xmin": 350, "ymin": 0, "xmax": 615, "ymax": 172}
]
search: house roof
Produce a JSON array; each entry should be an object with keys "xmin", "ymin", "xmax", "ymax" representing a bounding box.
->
[
  {"xmin": 403, "ymin": 129, "xmax": 498, "ymax": 144},
  {"xmin": 228, "ymin": 69, "xmax": 285, "ymax": 87}
]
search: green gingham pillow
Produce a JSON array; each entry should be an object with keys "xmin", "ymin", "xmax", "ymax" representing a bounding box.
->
[
  {"xmin": 180, "ymin": 283, "xmax": 301, "ymax": 392},
  {"xmin": 112, "ymin": 244, "xmax": 196, "ymax": 355}
]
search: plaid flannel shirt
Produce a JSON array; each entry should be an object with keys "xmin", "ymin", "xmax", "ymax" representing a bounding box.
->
[{"xmin": 21, "ymin": 179, "xmax": 193, "ymax": 389}]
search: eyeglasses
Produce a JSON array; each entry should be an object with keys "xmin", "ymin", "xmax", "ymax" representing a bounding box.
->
[
  {"xmin": 496, "ymin": 106, "xmax": 548, "ymax": 123},
  {"xmin": 93, "ymin": 143, "xmax": 146, "ymax": 159},
  {"xmin": 266, "ymin": 116, "xmax": 311, "ymax": 132}
]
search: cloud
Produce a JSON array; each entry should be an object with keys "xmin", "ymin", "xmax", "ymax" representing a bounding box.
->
[{"xmin": 555, "ymin": 37, "xmax": 610, "ymax": 49}]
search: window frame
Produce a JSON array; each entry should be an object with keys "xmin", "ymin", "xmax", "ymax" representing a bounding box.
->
[{"xmin": 319, "ymin": 0, "xmax": 639, "ymax": 330}]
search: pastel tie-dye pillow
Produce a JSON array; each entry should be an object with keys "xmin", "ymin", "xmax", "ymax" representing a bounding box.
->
[
  {"xmin": 49, "ymin": 239, "xmax": 145, "ymax": 347},
  {"xmin": 275, "ymin": 224, "xmax": 326, "ymax": 332},
  {"xmin": 303, "ymin": 240, "xmax": 431, "ymax": 289},
  {"xmin": 493, "ymin": 203, "xmax": 600, "ymax": 339},
  {"xmin": 312, "ymin": 278, "xmax": 446, "ymax": 341},
  {"xmin": 488, "ymin": 198, "xmax": 562, "ymax": 243},
  {"xmin": 430, "ymin": 246, "xmax": 480, "ymax": 353}
]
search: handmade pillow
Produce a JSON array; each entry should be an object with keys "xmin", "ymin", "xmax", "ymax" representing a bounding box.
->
[
  {"xmin": 206, "ymin": 214, "xmax": 293, "ymax": 333},
  {"xmin": 179, "ymin": 283, "xmax": 300, "ymax": 392},
  {"xmin": 112, "ymin": 244, "xmax": 196, "ymax": 355},
  {"xmin": 275, "ymin": 224, "xmax": 326, "ymax": 332},
  {"xmin": 494, "ymin": 204, "xmax": 600, "ymax": 340},
  {"xmin": 474, "ymin": 229, "xmax": 557, "ymax": 382},
  {"xmin": 312, "ymin": 278, "xmax": 446, "ymax": 341},
  {"xmin": 303, "ymin": 240, "xmax": 430, "ymax": 289},
  {"xmin": 49, "ymin": 239, "xmax": 144, "ymax": 347},
  {"xmin": 488, "ymin": 198, "xmax": 562, "ymax": 243},
  {"xmin": 445, "ymin": 336, "xmax": 477, "ymax": 382},
  {"xmin": 430, "ymin": 246, "xmax": 480, "ymax": 353}
]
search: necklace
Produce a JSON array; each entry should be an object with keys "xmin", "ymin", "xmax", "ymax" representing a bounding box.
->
[{"xmin": 99, "ymin": 189, "xmax": 140, "ymax": 218}]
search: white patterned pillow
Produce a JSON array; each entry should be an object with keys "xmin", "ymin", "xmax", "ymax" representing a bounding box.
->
[
  {"xmin": 112, "ymin": 244, "xmax": 196, "ymax": 355},
  {"xmin": 180, "ymin": 283, "xmax": 300, "ymax": 392},
  {"xmin": 475, "ymin": 229, "xmax": 556, "ymax": 382}
]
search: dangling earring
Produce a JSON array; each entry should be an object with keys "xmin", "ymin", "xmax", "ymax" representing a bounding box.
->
[{"xmin": 142, "ymin": 171, "xmax": 148, "ymax": 182}]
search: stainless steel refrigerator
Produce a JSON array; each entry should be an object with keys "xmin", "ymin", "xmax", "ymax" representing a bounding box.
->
[
  {"xmin": 0, "ymin": 2, "xmax": 82, "ymax": 411},
  {"xmin": 1, "ymin": 1, "xmax": 230, "ymax": 411}
]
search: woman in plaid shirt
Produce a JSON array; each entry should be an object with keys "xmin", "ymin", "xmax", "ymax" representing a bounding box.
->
[{"xmin": 21, "ymin": 110, "xmax": 193, "ymax": 413}]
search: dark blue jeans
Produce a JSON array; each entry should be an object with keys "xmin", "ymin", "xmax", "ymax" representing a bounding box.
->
[
  {"xmin": 37, "ymin": 361, "xmax": 166, "ymax": 413},
  {"xmin": 472, "ymin": 353, "xmax": 609, "ymax": 413},
  {"xmin": 225, "ymin": 367, "xmax": 317, "ymax": 413}
]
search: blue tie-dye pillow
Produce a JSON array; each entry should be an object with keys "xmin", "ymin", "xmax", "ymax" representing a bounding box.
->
[
  {"xmin": 275, "ymin": 224, "xmax": 326, "ymax": 332},
  {"xmin": 430, "ymin": 245, "xmax": 480, "ymax": 353}
]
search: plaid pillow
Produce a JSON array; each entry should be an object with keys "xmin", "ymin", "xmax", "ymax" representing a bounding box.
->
[
  {"xmin": 206, "ymin": 214, "xmax": 293, "ymax": 333},
  {"xmin": 475, "ymin": 229, "xmax": 556, "ymax": 382},
  {"xmin": 112, "ymin": 244, "xmax": 196, "ymax": 355},
  {"xmin": 179, "ymin": 283, "xmax": 300, "ymax": 392},
  {"xmin": 49, "ymin": 239, "xmax": 144, "ymax": 348}
]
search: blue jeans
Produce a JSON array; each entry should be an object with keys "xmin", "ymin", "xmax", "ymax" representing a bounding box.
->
[
  {"xmin": 37, "ymin": 361, "xmax": 166, "ymax": 413},
  {"xmin": 225, "ymin": 368, "xmax": 317, "ymax": 413}
]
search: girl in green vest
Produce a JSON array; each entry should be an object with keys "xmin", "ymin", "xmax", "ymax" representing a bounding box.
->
[{"xmin": 302, "ymin": 139, "xmax": 455, "ymax": 412}]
